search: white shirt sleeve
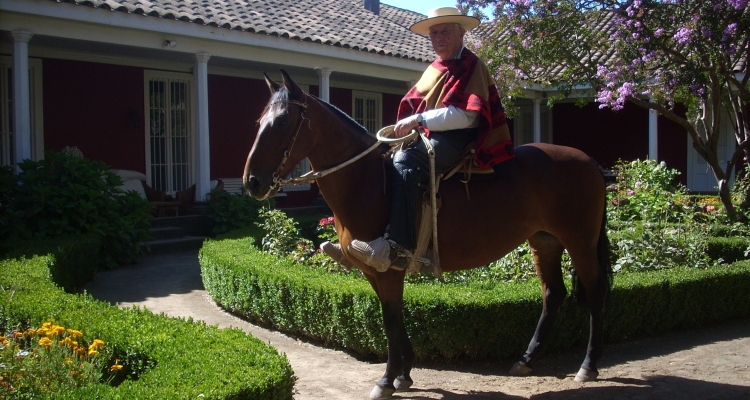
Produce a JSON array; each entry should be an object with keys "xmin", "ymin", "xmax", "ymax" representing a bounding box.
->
[{"xmin": 421, "ymin": 106, "xmax": 480, "ymax": 131}]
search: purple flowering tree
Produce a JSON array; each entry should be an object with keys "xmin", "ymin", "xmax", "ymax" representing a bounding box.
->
[{"xmin": 459, "ymin": 0, "xmax": 749, "ymax": 221}]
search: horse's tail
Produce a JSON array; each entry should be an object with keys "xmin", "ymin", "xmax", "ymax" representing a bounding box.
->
[{"xmin": 571, "ymin": 194, "xmax": 613, "ymax": 305}]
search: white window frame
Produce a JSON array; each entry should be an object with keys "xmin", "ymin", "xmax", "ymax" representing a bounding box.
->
[
  {"xmin": 352, "ymin": 90, "xmax": 382, "ymax": 135},
  {"xmin": 1, "ymin": 56, "xmax": 44, "ymax": 167},
  {"xmin": 144, "ymin": 70, "xmax": 195, "ymax": 195}
]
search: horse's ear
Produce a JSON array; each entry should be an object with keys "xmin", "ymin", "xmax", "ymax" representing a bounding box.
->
[
  {"xmin": 280, "ymin": 69, "xmax": 304, "ymax": 98},
  {"xmin": 264, "ymin": 73, "xmax": 281, "ymax": 94}
]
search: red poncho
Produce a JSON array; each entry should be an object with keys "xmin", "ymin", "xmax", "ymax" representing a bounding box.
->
[{"xmin": 397, "ymin": 48, "xmax": 515, "ymax": 168}]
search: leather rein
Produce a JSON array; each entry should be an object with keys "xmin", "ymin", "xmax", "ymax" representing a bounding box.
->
[{"xmin": 270, "ymin": 96, "xmax": 382, "ymax": 191}]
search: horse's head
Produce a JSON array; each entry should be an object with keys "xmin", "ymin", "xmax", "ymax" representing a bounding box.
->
[{"xmin": 244, "ymin": 70, "xmax": 313, "ymax": 200}]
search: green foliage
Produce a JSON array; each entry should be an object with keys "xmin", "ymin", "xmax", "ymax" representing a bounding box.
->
[
  {"xmin": 706, "ymin": 236, "xmax": 750, "ymax": 264},
  {"xmin": 1, "ymin": 320, "xmax": 116, "ymax": 397},
  {"xmin": 0, "ymin": 151, "xmax": 152, "ymax": 268},
  {"xmin": 209, "ymin": 190, "xmax": 273, "ymax": 234},
  {"xmin": 605, "ymin": 159, "xmax": 723, "ymax": 272},
  {"xmin": 732, "ymin": 168, "xmax": 750, "ymax": 220},
  {"xmin": 0, "ymin": 234, "xmax": 101, "ymax": 293},
  {"xmin": 200, "ymin": 236, "xmax": 750, "ymax": 361},
  {"xmin": 608, "ymin": 159, "xmax": 684, "ymax": 223},
  {"xmin": 0, "ymin": 255, "xmax": 295, "ymax": 399}
]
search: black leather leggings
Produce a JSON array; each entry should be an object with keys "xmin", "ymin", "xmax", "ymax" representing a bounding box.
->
[{"xmin": 388, "ymin": 128, "xmax": 476, "ymax": 249}]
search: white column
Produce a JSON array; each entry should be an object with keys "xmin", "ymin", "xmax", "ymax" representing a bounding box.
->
[
  {"xmin": 648, "ymin": 99, "xmax": 658, "ymax": 160},
  {"xmin": 315, "ymin": 67, "xmax": 331, "ymax": 102},
  {"xmin": 194, "ymin": 52, "xmax": 211, "ymax": 202},
  {"xmin": 12, "ymin": 31, "xmax": 33, "ymax": 171},
  {"xmin": 533, "ymin": 98, "xmax": 542, "ymax": 143}
]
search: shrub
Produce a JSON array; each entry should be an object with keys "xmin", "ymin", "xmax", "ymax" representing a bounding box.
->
[
  {"xmin": 0, "ymin": 255, "xmax": 295, "ymax": 399},
  {"xmin": 0, "ymin": 151, "xmax": 152, "ymax": 268},
  {"xmin": 0, "ymin": 234, "xmax": 101, "ymax": 292},
  {"xmin": 200, "ymin": 235, "xmax": 750, "ymax": 361},
  {"xmin": 209, "ymin": 190, "xmax": 272, "ymax": 234},
  {"xmin": 706, "ymin": 236, "xmax": 750, "ymax": 263}
]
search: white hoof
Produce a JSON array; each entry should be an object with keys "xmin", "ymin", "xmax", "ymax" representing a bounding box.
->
[
  {"xmin": 509, "ymin": 362, "xmax": 533, "ymax": 376},
  {"xmin": 574, "ymin": 367, "xmax": 599, "ymax": 382},
  {"xmin": 370, "ymin": 384, "xmax": 396, "ymax": 399},
  {"xmin": 394, "ymin": 377, "xmax": 413, "ymax": 391}
]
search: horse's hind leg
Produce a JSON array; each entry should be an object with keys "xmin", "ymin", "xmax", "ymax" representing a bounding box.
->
[
  {"xmin": 510, "ymin": 232, "xmax": 567, "ymax": 376},
  {"xmin": 568, "ymin": 242, "xmax": 609, "ymax": 382}
]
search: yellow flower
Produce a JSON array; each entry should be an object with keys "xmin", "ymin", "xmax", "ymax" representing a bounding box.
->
[
  {"xmin": 67, "ymin": 329, "xmax": 83, "ymax": 339},
  {"xmin": 13, "ymin": 331, "xmax": 24, "ymax": 339},
  {"xmin": 0, "ymin": 337, "xmax": 8, "ymax": 346},
  {"xmin": 49, "ymin": 325, "xmax": 66, "ymax": 338},
  {"xmin": 110, "ymin": 362, "xmax": 124, "ymax": 372},
  {"xmin": 88, "ymin": 348, "xmax": 99, "ymax": 357},
  {"xmin": 38, "ymin": 337, "xmax": 53, "ymax": 350},
  {"xmin": 92, "ymin": 339, "xmax": 105, "ymax": 348},
  {"xmin": 25, "ymin": 328, "xmax": 35, "ymax": 337}
]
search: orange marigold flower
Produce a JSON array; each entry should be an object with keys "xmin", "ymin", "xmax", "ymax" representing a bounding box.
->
[
  {"xmin": 67, "ymin": 329, "xmax": 83, "ymax": 339},
  {"xmin": 49, "ymin": 325, "xmax": 66, "ymax": 337},
  {"xmin": 39, "ymin": 337, "xmax": 53, "ymax": 350}
]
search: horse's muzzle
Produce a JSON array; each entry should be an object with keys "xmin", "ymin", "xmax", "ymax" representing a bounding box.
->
[{"xmin": 243, "ymin": 174, "xmax": 278, "ymax": 200}]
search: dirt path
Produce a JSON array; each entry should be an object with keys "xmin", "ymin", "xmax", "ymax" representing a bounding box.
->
[{"xmin": 85, "ymin": 250, "xmax": 750, "ymax": 399}]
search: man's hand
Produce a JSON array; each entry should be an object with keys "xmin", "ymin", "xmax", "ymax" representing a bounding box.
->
[{"xmin": 393, "ymin": 114, "xmax": 420, "ymax": 138}]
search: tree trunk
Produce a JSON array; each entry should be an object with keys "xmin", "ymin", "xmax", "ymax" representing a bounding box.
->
[{"xmin": 718, "ymin": 179, "xmax": 737, "ymax": 222}]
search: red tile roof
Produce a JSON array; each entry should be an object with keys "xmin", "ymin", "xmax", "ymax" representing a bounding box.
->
[{"xmin": 51, "ymin": 0, "xmax": 438, "ymax": 62}]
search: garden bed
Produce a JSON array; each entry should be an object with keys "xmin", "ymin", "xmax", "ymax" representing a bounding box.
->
[
  {"xmin": 0, "ymin": 250, "xmax": 294, "ymax": 399},
  {"xmin": 200, "ymin": 235, "xmax": 750, "ymax": 361}
]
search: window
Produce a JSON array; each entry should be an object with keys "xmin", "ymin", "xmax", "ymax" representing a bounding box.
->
[
  {"xmin": 145, "ymin": 71, "xmax": 194, "ymax": 195},
  {"xmin": 513, "ymin": 101, "xmax": 552, "ymax": 145},
  {"xmin": 0, "ymin": 57, "xmax": 43, "ymax": 167},
  {"xmin": 352, "ymin": 91, "xmax": 382, "ymax": 135}
]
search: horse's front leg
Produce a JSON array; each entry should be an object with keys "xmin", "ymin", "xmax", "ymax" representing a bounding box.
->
[{"xmin": 367, "ymin": 269, "xmax": 414, "ymax": 400}]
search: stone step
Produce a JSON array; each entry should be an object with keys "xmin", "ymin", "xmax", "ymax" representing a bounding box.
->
[
  {"xmin": 150, "ymin": 226, "xmax": 186, "ymax": 241},
  {"xmin": 148, "ymin": 214, "xmax": 215, "ymax": 237},
  {"xmin": 143, "ymin": 236, "xmax": 206, "ymax": 254}
]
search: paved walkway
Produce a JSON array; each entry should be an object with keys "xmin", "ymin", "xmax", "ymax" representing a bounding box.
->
[{"xmin": 85, "ymin": 250, "xmax": 750, "ymax": 400}]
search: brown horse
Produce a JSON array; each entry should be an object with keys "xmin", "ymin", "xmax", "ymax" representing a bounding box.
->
[{"xmin": 244, "ymin": 70, "xmax": 612, "ymax": 399}]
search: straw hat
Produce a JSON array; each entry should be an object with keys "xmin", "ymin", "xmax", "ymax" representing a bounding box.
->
[{"xmin": 409, "ymin": 7, "xmax": 480, "ymax": 35}]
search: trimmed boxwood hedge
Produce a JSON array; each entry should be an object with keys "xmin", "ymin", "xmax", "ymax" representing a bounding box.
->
[
  {"xmin": 1, "ymin": 251, "xmax": 295, "ymax": 399},
  {"xmin": 0, "ymin": 233, "xmax": 101, "ymax": 293},
  {"xmin": 200, "ymin": 235, "xmax": 750, "ymax": 361},
  {"xmin": 706, "ymin": 236, "xmax": 750, "ymax": 263}
]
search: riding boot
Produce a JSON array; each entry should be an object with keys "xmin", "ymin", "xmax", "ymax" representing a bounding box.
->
[
  {"xmin": 348, "ymin": 164, "xmax": 421, "ymax": 272},
  {"xmin": 320, "ymin": 241, "xmax": 354, "ymax": 271}
]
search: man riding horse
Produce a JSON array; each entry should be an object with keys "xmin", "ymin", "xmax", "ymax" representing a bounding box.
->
[{"xmin": 332, "ymin": 7, "xmax": 516, "ymax": 271}]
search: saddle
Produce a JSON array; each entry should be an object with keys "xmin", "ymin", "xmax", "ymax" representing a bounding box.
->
[{"xmin": 442, "ymin": 144, "xmax": 496, "ymax": 183}]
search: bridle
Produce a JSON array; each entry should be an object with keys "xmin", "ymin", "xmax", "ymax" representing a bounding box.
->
[
  {"xmin": 269, "ymin": 98, "xmax": 310, "ymax": 191},
  {"xmin": 268, "ymin": 94, "xmax": 382, "ymax": 191}
]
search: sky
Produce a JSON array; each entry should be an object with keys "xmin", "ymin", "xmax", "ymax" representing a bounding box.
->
[
  {"xmin": 381, "ymin": 1, "xmax": 493, "ymax": 19},
  {"xmin": 382, "ymin": 1, "xmax": 458, "ymax": 16}
]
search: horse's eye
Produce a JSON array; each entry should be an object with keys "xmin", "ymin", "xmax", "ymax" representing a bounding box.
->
[{"xmin": 274, "ymin": 114, "xmax": 290, "ymax": 129}]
